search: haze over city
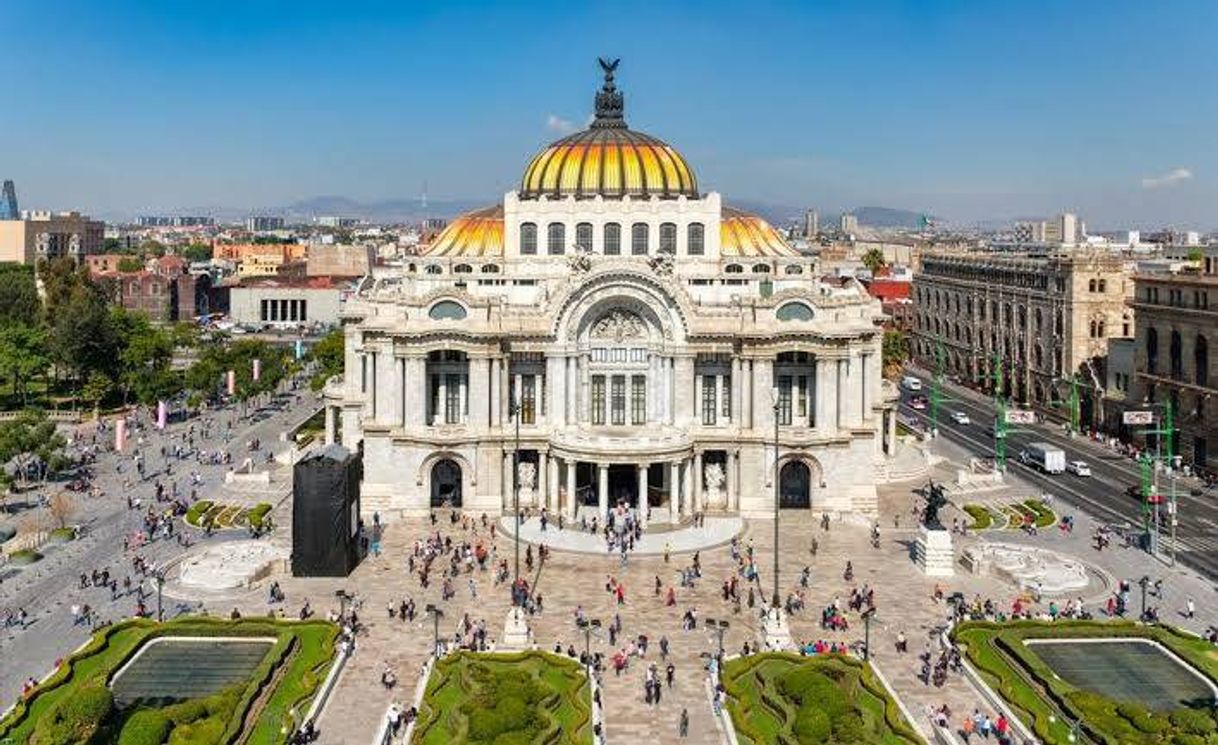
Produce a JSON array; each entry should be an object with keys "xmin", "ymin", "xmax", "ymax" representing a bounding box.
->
[{"xmin": 6, "ymin": 0, "xmax": 1218, "ymax": 228}]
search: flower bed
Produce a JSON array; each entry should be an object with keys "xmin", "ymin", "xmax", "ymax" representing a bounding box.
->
[
  {"xmin": 721, "ymin": 653, "xmax": 921, "ymax": 744},
  {"xmin": 412, "ymin": 650, "xmax": 592, "ymax": 744},
  {"xmin": 963, "ymin": 504, "xmax": 994, "ymax": 530},
  {"xmin": 184, "ymin": 501, "xmax": 272, "ymax": 531},
  {"xmin": 954, "ymin": 620, "xmax": 1218, "ymax": 745},
  {"xmin": 0, "ymin": 616, "xmax": 337, "ymax": 745}
]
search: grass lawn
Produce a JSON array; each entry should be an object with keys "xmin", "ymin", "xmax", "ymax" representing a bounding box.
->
[
  {"xmin": 954, "ymin": 620, "xmax": 1218, "ymax": 745},
  {"xmin": 721, "ymin": 653, "xmax": 922, "ymax": 745},
  {"xmin": 412, "ymin": 650, "xmax": 592, "ymax": 745},
  {"xmin": 0, "ymin": 616, "xmax": 337, "ymax": 745}
]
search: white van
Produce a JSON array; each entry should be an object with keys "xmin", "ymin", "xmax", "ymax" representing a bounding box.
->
[{"xmin": 901, "ymin": 376, "xmax": 922, "ymax": 392}]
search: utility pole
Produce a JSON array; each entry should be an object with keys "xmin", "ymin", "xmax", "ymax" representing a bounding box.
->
[
  {"xmin": 1065, "ymin": 374, "xmax": 1081, "ymax": 437},
  {"xmin": 930, "ymin": 338, "xmax": 946, "ymax": 438}
]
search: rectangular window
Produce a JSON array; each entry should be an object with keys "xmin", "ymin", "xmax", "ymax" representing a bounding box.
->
[
  {"xmin": 521, "ymin": 374, "xmax": 536, "ymax": 425},
  {"xmin": 520, "ymin": 223, "xmax": 537, "ymax": 255},
  {"xmin": 688, "ymin": 223, "xmax": 704, "ymax": 255},
  {"xmin": 611, "ymin": 375, "xmax": 626, "ymax": 425},
  {"xmin": 604, "ymin": 223, "xmax": 621, "ymax": 255},
  {"xmin": 429, "ymin": 373, "xmax": 440, "ymax": 422},
  {"xmin": 796, "ymin": 375, "xmax": 808, "ymax": 418},
  {"xmin": 777, "ymin": 375, "xmax": 793, "ymax": 425},
  {"xmin": 631, "ymin": 223, "xmax": 649, "ymax": 255},
  {"xmin": 300, "ymin": 299, "xmax": 308, "ymax": 321},
  {"xmin": 701, "ymin": 374, "xmax": 717, "ymax": 425},
  {"xmin": 445, "ymin": 373, "xmax": 461, "ymax": 424},
  {"xmin": 576, "ymin": 222, "xmax": 593, "ymax": 252},
  {"xmin": 722, "ymin": 375, "xmax": 731, "ymax": 419},
  {"xmin": 631, "ymin": 375, "xmax": 647, "ymax": 425},
  {"xmin": 361, "ymin": 355, "xmax": 368, "ymax": 392},
  {"xmin": 591, "ymin": 375, "xmax": 606, "ymax": 425}
]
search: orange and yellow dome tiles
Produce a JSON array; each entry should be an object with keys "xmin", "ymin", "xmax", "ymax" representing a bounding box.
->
[{"xmin": 520, "ymin": 128, "xmax": 698, "ymax": 200}]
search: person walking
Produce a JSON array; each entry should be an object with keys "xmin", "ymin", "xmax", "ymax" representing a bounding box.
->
[
  {"xmin": 679, "ymin": 708, "xmax": 689, "ymax": 738},
  {"xmin": 1186, "ymin": 597, "xmax": 1196, "ymax": 619}
]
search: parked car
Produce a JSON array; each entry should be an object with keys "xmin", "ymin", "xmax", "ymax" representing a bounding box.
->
[
  {"xmin": 950, "ymin": 411, "xmax": 970, "ymax": 425},
  {"xmin": 1066, "ymin": 460, "xmax": 1091, "ymax": 477},
  {"xmin": 901, "ymin": 375, "xmax": 923, "ymax": 392},
  {"xmin": 909, "ymin": 395, "xmax": 928, "ymax": 411}
]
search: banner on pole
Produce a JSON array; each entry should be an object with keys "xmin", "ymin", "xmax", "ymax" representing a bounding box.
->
[
  {"xmin": 226, "ymin": 370, "xmax": 236, "ymax": 396},
  {"xmin": 1005, "ymin": 410, "xmax": 1035, "ymax": 424},
  {"xmin": 252, "ymin": 358, "xmax": 261, "ymax": 382},
  {"xmin": 115, "ymin": 419, "xmax": 127, "ymax": 452},
  {"xmin": 156, "ymin": 400, "xmax": 167, "ymax": 430},
  {"xmin": 294, "ymin": 339, "xmax": 304, "ymax": 360},
  {"xmin": 1123, "ymin": 410, "xmax": 1154, "ymax": 425}
]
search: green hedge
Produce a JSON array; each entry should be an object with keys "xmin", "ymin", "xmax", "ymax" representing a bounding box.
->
[
  {"xmin": 1021, "ymin": 500, "xmax": 1056, "ymax": 528},
  {"xmin": 29, "ymin": 684, "xmax": 113, "ymax": 745},
  {"xmin": 184, "ymin": 501, "xmax": 213, "ymax": 526},
  {"xmin": 247, "ymin": 503, "xmax": 272, "ymax": 530},
  {"xmin": 722, "ymin": 653, "xmax": 922, "ymax": 745},
  {"xmin": 962, "ymin": 504, "xmax": 993, "ymax": 530},
  {"xmin": 8, "ymin": 548, "xmax": 43, "ymax": 564},
  {"xmin": 0, "ymin": 617, "xmax": 337, "ymax": 745},
  {"xmin": 954, "ymin": 620, "xmax": 1218, "ymax": 745}
]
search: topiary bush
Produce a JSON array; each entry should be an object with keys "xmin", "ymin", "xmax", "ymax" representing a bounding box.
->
[
  {"xmin": 30, "ymin": 683, "xmax": 113, "ymax": 745},
  {"xmin": 247, "ymin": 503, "xmax": 272, "ymax": 530},
  {"xmin": 116, "ymin": 709, "xmax": 172, "ymax": 745}
]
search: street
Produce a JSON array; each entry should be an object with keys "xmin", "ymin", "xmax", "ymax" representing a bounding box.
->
[{"xmin": 900, "ymin": 368, "xmax": 1218, "ymax": 579}]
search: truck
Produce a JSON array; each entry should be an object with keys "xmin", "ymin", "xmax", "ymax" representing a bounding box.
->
[{"xmin": 1018, "ymin": 442, "xmax": 1066, "ymax": 474}]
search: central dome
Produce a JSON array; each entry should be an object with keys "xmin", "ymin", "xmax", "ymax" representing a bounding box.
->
[{"xmin": 519, "ymin": 59, "xmax": 698, "ymax": 201}]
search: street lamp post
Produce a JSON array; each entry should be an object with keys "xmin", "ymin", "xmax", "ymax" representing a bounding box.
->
[
  {"xmin": 154, "ymin": 569, "xmax": 165, "ymax": 623},
  {"xmin": 510, "ymin": 397, "xmax": 522, "ymax": 606},
  {"xmin": 771, "ymin": 388, "xmax": 781, "ymax": 610},
  {"xmin": 577, "ymin": 618, "xmax": 601, "ymax": 669},
  {"xmin": 705, "ymin": 618, "xmax": 730, "ymax": 660},
  {"xmin": 861, "ymin": 607, "xmax": 876, "ymax": 661},
  {"xmin": 425, "ymin": 603, "xmax": 445, "ymax": 657},
  {"xmin": 1138, "ymin": 575, "xmax": 1151, "ymax": 620}
]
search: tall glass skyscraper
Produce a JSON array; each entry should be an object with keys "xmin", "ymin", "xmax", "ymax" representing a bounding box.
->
[{"xmin": 0, "ymin": 181, "xmax": 17, "ymax": 220}]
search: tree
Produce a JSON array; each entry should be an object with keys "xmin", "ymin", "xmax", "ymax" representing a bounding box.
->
[
  {"xmin": 81, "ymin": 371, "xmax": 114, "ymax": 411},
  {"xmin": 0, "ymin": 323, "xmax": 50, "ymax": 406},
  {"xmin": 861, "ymin": 248, "xmax": 887, "ymax": 275},
  {"xmin": 186, "ymin": 337, "xmax": 291, "ymax": 402},
  {"xmin": 48, "ymin": 492, "xmax": 75, "ymax": 530},
  {"xmin": 37, "ymin": 256, "xmax": 92, "ymax": 321},
  {"xmin": 139, "ymin": 240, "xmax": 167, "ymax": 257},
  {"xmin": 882, "ymin": 330, "xmax": 910, "ymax": 380},
  {"xmin": 308, "ymin": 329, "xmax": 344, "ymax": 391},
  {"xmin": 182, "ymin": 243, "xmax": 213, "ymax": 263},
  {"xmin": 0, "ymin": 264, "xmax": 41, "ymax": 325},
  {"xmin": 0, "ymin": 411, "xmax": 67, "ymax": 484},
  {"xmin": 51, "ymin": 280, "xmax": 119, "ymax": 391},
  {"xmin": 117, "ymin": 256, "xmax": 144, "ymax": 272}
]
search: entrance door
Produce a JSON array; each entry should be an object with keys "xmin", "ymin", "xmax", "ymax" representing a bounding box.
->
[
  {"xmin": 779, "ymin": 461, "xmax": 811, "ymax": 508},
  {"xmin": 430, "ymin": 459, "xmax": 462, "ymax": 507},
  {"xmin": 607, "ymin": 464, "xmax": 637, "ymax": 509}
]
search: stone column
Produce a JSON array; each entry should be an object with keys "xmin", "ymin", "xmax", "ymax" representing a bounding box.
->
[
  {"xmin": 669, "ymin": 460, "xmax": 681, "ymax": 518},
  {"xmin": 742, "ymin": 359, "xmax": 753, "ymax": 429},
  {"xmin": 836, "ymin": 359, "xmax": 846, "ymax": 429},
  {"xmin": 565, "ymin": 357, "xmax": 575, "ymax": 424},
  {"xmin": 434, "ymin": 375, "xmax": 446, "ymax": 426},
  {"xmin": 566, "ymin": 459, "xmax": 578, "ymax": 520},
  {"xmin": 844, "ymin": 352, "xmax": 862, "ymax": 427},
  {"xmin": 817, "ymin": 357, "xmax": 837, "ymax": 436},
  {"xmin": 538, "ymin": 450, "xmax": 548, "ymax": 508},
  {"xmin": 725, "ymin": 452, "xmax": 736, "ymax": 511},
  {"xmin": 888, "ymin": 409, "xmax": 898, "ymax": 454},
  {"xmin": 637, "ymin": 463, "xmax": 648, "ymax": 525},
  {"xmin": 597, "ymin": 463, "xmax": 609, "ymax": 517},
  {"xmin": 547, "ymin": 356, "xmax": 565, "ymax": 427},
  {"xmin": 376, "ymin": 346, "xmax": 397, "ymax": 423},
  {"xmin": 693, "ymin": 371, "xmax": 703, "ymax": 425},
  {"xmin": 674, "ymin": 356, "xmax": 695, "ymax": 427},
  {"xmin": 753, "ymin": 357, "xmax": 774, "ymax": 433},
  {"xmin": 667, "ymin": 358, "xmax": 676, "ymax": 425},
  {"xmin": 396, "ymin": 358, "xmax": 406, "ymax": 427},
  {"xmin": 469, "ymin": 357, "xmax": 489, "ymax": 429},
  {"xmin": 545, "ymin": 452, "xmax": 557, "ymax": 511},
  {"xmin": 692, "ymin": 451, "xmax": 703, "ymax": 517},
  {"xmin": 503, "ymin": 450, "xmax": 513, "ymax": 512},
  {"xmin": 730, "ymin": 357, "xmax": 742, "ymax": 426},
  {"xmin": 490, "ymin": 357, "xmax": 501, "ymax": 429},
  {"xmin": 324, "ymin": 405, "xmax": 336, "ymax": 444}
]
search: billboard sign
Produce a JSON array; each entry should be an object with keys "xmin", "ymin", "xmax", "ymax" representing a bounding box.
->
[
  {"xmin": 1006, "ymin": 410, "xmax": 1035, "ymax": 424},
  {"xmin": 1123, "ymin": 410, "xmax": 1154, "ymax": 426}
]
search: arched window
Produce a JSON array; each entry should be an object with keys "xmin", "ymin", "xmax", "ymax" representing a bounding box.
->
[
  {"xmin": 1146, "ymin": 327, "xmax": 1159, "ymax": 374},
  {"xmin": 631, "ymin": 223, "xmax": 649, "ymax": 255},
  {"xmin": 1098, "ymin": 279, "xmax": 1107, "ymax": 293},
  {"xmin": 454, "ymin": 264, "xmax": 472, "ymax": 274},
  {"xmin": 1035, "ymin": 308, "xmax": 1043, "ymax": 331},
  {"xmin": 1088, "ymin": 279, "xmax": 1097, "ymax": 292},
  {"xmin": 520, "ymin": 222, "xmax": 537, "ymax": 255},
  {"xmin": 1097, "ymin": 321, "xmax": 1105, "ymax": 337},
  {"xmin": 659, "ymin": 223, "xmax": 677, "ymax": 254},
  {"xmin": 1196, "ymin": 334, "xmax": 1209, "ymax": 386},
  {"xmin": 575, "ymin": 222, "xmax": 593, "ymax": 251},
  {"xmin": 424, "ymin": 265, "xmax": 442, "ymax": 275},
  {"xmin": 547, "ymin": 222, "xmax": 565, "ymax": 255},
  {"xmin": 428, "ymin": 300, "xmax": 467, "ymax": 321},
  {"xmin": 1170, "ymin": 329, "xmax": 1183, "ymax": 379},
  {"xmin": 776, "ymin": 302, "xmax": 814, "ymax": 321},
  {"xmin": 603, "ymin": 223, "xmax": 621, "ymax": 255},
  {"xmin": 1089, "ymin": 320, "xmax": 1098, "ymax": 338},
  {"xmin": 481, "ymin": 264, "xmax": 500, "ymax": 273},
  {"xmin": 784, "ymin": 265, "xmax": 803, "ymax": 275},
  {"xmin": 725, "ymin": 264, "xmax": 743, "ymax": 274},
  {"xmin": 752, "ymin": 264, "xmax": 771, "ymax": 274},
  {"xmin": 687, "ymin": 223, "xmax": 704, "ymax": 255}
]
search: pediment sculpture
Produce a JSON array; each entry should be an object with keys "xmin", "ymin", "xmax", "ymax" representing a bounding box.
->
[{"xmin": 590, "ymin": 309, "xmax": 645, "ymax": 342}]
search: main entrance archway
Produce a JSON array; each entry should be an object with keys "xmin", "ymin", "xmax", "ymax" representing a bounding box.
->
[
  {"xmin": 430, "ymin": 459, "xmax": 462, "ymax": 507},
  {"xmin": 779, "ymin": 461, "xmax": 811, "ymax": 508}
]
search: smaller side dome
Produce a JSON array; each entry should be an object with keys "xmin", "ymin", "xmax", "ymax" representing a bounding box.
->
[{"xmin": 425, "ymin": 206, "xmax": 503, "ymax": 257}]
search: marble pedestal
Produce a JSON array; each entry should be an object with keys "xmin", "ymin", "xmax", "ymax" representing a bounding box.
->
[
  {"xmin": 501, "ymin": 607, "xmax": 532, "ymax": 650},
  {"xmin": 914, "ymin": 526, "xmax": 955, "ymax": 576},
  {"xmin": 760, "ymin": 607, "xmax": 793, "ymax": 651}
]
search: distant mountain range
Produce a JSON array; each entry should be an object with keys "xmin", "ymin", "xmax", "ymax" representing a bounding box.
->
[{"xmin": 105, "ymin": 195, "xmax": 932, "ymax": 230}]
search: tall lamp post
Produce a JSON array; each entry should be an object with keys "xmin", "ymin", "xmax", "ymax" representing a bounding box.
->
[
  {"xmin": 770, "ymin": 388, "xmax": 781, "ymax": 610},
  {"xmin": 509, "ymin": 394, "xmax": 522, "ymax": 606},
  {"xmin": 705, "ymin": 618, "xmax": 730, "ymax": 660},
  {"xmin": 153, "ymin": 568, "xmax": 166, "ymax": 623},
  {"xmin": 425, "ymin": 603, "xmax": 445, "ymax": 657},
  {"xmin": 577, "ymin": 617, "xmax": 601, "ymax": 669}
]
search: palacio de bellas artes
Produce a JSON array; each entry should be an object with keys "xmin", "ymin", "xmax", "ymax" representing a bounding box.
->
[{"xmin": 322, "ymin": 61, "xmax": 903, "ymax": 523}]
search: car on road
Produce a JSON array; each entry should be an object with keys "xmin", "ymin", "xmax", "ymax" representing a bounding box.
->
[
  {"xmin": 909, "ymin": 395, "xmax": 928, "ymax": 410},
  {"xmin": 901, "ymin": 375, "xmax": 923, "ymax": 392},
  {"xmin": 950, "ymin": 411, "xmax": 970, "ymax": 425},
  {"xmin": 1066, "ymin": 460, "xmax": 1091, "ymax": 477}
]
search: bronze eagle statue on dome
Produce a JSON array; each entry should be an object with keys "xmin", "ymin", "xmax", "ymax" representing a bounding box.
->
[{"xmin": 598, "ymin": 57, "xmax": 620, "ymax": 82}]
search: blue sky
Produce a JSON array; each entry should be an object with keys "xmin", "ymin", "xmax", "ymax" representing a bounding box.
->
[{"xmin": 4, "ymin": 0, "xmax": 1217, "ymax": 228}]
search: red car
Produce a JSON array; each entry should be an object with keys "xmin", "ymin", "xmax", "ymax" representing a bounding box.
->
[{"xmin": 909, "ymin": 395, "xmax": 928, "ymax": 411}]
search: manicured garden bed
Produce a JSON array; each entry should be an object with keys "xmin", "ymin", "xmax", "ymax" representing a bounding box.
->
[
  {"xmin": 954, "ymin": 620, "xmax": 1218, "ymax": 745},
  {"xmin": 963, "ymin": 504, "xmax": 993, "ymax": 530},
  {"xmin": 0, "ymin": 616, "xmax": 337, "ymax": 745},
  {"xmin": 721, "ymin": 653, "xmax": 922, "ymax": 744},
  {"xmin": 184, "ymin": 501, "xmax": 273, "ymax": 531},
  {"xmin": 7, "ymin": 548, "xmax": 42, "ymax": 564},
  {"xmin": 412, "ymin": 650, "xmax": 592, "ymax": 744}
]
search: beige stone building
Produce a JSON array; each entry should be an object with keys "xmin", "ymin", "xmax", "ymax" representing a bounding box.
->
[
  {"xmin": 322, "ymin": 64, "xmax": 899, "ymax": 522},
  {"xmin": 911, "ymin": 251, "xmax": 1133, "ymax": 425},
  {"xmin": 1130, "ymin": 251, "xmax": 1218, "ymax": 471},
  {"xmin": 0, "ymin": 210, "xmax": 103, "ymax": 264}
]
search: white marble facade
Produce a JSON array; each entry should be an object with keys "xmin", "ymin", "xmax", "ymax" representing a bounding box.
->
[{"xmin": 322, "ymin": 64, "xmax": 899, "ymax": 522}]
